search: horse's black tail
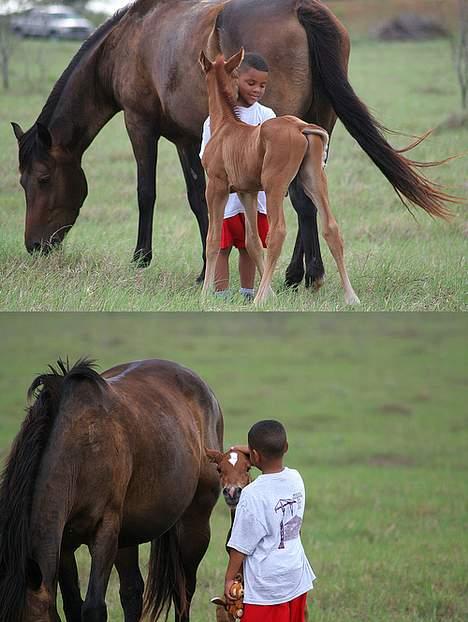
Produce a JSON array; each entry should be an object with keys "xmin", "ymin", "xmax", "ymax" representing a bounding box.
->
[
  {"xmin": 297, "ymin": 0, "xmax": 457, "ymax": 219},
  {"xmin": 143, "ymin": 523, "xmax": 187, "ymax": 622}
]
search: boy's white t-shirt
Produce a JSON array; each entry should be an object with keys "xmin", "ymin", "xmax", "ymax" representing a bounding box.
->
[
  {"xmin": 227, "ymin": 467, "xmax": 316, "ymax": 605},
  {"xmin": 199, "ymin": 102, "xmax": 276, "ymax": 218}
]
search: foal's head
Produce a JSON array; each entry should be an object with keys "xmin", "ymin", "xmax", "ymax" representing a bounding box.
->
[
  {"xmin": 199, "ymin": 48, "xmax": 245, "ymax": 115},
  {"xmin": 206, "ymin": 448, "xmax": 251, "ymax": 508}
]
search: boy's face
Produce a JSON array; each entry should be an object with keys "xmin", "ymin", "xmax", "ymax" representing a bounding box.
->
[{"xmin": 237, "ymin": 66, "xmax": 269, "ymax": 107}]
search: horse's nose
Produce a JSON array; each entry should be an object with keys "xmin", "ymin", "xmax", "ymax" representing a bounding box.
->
[
  {"xmin": 27, "ymin": 241, "xmax": 43, "ymax": 254},
  {"xmin": 223, "ymin": 487, "xmax": 242, "ymax": 501}
]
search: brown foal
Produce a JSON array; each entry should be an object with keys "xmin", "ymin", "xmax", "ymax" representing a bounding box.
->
[{"xmin": 200, "ymin": 48, "xmax": 360, "ymax": 305}]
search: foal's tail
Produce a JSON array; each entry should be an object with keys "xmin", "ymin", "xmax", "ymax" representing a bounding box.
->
[
  {"xmin": 143, "ymin": 522, "xmax": 187, "ymax": 621},
  {"xmin": 297, "ymin": 0, "xmax": 458, "ymax": 219}
]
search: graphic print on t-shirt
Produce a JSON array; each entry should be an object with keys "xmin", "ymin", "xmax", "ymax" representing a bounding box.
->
[{"xmin": 274, "ymin": 495, "xmax": 303, "ymax": 549}]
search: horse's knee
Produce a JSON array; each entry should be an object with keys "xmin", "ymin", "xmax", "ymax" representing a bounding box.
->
[{"xmin": 82, "ymin": 601, "xmax": 107, "ymax": 622}]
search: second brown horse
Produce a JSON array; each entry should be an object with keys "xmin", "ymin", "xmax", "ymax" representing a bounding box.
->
[{"xmin": 0, "ymin": 358, "xmax": 224, "ymax": 622}]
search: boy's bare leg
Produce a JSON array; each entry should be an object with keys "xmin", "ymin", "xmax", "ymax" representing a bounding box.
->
[
  {"xmin": 215, "ymin": 248, "xmax": 231, "ymax": 293},
  {"xmin": 238, "ymin": 249, "xmax": 256, "ymax": 290}
]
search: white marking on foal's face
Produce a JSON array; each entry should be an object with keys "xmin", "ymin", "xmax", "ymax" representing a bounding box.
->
[{"xmin": 228, "ymin": 452, "xmax": 238, "ymax": 466}]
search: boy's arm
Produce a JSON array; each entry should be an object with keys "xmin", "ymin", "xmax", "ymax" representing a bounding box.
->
[
  {"xmin": 199, "ymin": 117, "xmax": 211, "ymax": 158},
  {"xmin": 224, "ymin": 547, "xmax": 246, "ymax": 602}
]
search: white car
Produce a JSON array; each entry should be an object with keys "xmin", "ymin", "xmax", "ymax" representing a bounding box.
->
[{"xmin": 11, "ymin": 4, "xmax": 94, "ymax": 40}]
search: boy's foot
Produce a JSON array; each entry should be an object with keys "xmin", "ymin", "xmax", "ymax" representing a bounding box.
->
[
  {"xmin": 240, "ymin": 287, "xmax": 254, "ymax": 302},
  {"xmin": 214, "ymin": 289, "xmax": 232, "ymax": 300}
]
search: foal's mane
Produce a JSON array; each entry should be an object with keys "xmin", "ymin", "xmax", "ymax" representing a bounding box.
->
[
  {"xmin": 18, "ymin": 5, "xmax": 130, "ymax": 169},
  {"xmin": 0, "ymin": 358, "xmax": 105, "ymax": 621},
  {"xmin": 214, "ymin": 57, "xmax": 241, "ymax": 122}
]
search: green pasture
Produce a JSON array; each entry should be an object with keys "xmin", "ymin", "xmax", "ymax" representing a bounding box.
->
[
  {"xmin": 0, "ymin": 313, "xmax": 467, "ymax": 621},
  {"xmin": 0, "ymin": 36, "xmax": 466, "ymax": 311}
]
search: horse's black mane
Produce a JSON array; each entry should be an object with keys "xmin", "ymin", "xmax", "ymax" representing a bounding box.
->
[
  {"xmin": 18, "ymin": 5, "xmax": 130, "ymax": 170},
  {"xmin": 0, "ymin": 357, "xmax": 103, "ymax": 621}
]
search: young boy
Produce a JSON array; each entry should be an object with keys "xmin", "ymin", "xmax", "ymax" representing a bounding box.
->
[
  {"xmin": 225, "ymin": 420, "xmax": 316, "ymax": 622},
  {"xmin": 199, "ymin": 53, "xmax": 276, "ymax": 301}
]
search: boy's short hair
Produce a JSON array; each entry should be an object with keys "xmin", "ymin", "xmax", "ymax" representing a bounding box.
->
[
  {"xmin": 248, "ymin": 420, "xmax": 287, "ymax": 458},
  {"xmin": 239, "ymin": 53, "xmax": 269, "ymax": 74}
]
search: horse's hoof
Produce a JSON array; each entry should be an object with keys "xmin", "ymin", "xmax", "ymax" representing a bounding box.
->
[
  {"xmin": 345, "ymin": 292, "xmax": 361, "ymax": 305},
  {"xmin": 284, "ymin": 271, "xmax": 304, "ymax": 289},
  {"xmin": 132, "ymin": 250, "xmax": 152, "ymax": 267}
]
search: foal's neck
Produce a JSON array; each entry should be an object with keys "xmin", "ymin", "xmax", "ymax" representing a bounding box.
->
[{"xmin": 207, "ymin": 69, "xmax": 241, "ymax": 134}]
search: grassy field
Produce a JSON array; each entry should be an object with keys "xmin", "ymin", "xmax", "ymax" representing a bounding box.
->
[
  {"xmin": 0, "ymin": 33, "xmax": 466, "ymax": 311},
  {"xmin": 0, "ymin": 313, "xmax": 467, "ymax": 621}
]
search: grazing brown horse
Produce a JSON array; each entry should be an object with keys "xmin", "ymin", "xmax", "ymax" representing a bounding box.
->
[
  {"xmin": 0, "ymin": 358, "xmax": 224, "ymax": 622},
  {"xmin": 200, "ymin": 48, "xmax": 360, "ymax": 305},
  {"xmin": 11, "ymin": 0, "xmax": 454, "ymax": 291}
]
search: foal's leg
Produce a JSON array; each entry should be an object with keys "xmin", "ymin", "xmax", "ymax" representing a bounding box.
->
[
  {"xmin": 237, "ymin": 192, "xmax": 265, "ymax": 279},
  {"xmin": 300, "ymin": 137, "xmax": 360, "ymax": 305},
  {"xmin": 202, "ymin": 178, "xmax": 229, "ymax": 299},
  {"xmin": 59, "ymin": 548, "xmax": 83, "ymax": 622},
  {"xmin": 176, "ymin": 142, "xmax": 208, "ymax": 283},
  {"xmin": 115, "ymin": 546, "xmax": 144, "ymax": 622},
  {"xmin": 81, "ymin": 512, "xmax": 120, "ymax": 622},
  {"xmin": 255, "ymin": 187, "xmax": 288, "ymax": 304}
]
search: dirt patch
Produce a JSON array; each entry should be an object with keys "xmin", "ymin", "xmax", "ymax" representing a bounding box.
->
[
  {"xmin": 368, "ymin": 453, "xmax": 415, "ymax": 467},
  {"xmin": 326, "ymin": 0, "xmax": 458, "ymax": 35},
  {"xmin": 378, "ymin": 402, "xmax": 413, "ymax": 416},
  {"xmin": 372, "ymin": 13, "xmax": 449, "ymax": 41}
]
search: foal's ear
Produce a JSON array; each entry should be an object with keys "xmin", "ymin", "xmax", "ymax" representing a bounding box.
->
[
  {"xmin": 11, "ymin": 122, "xmax": 24, "ymax": 141},
  {"xmin": 211, "ymin": 596, "xmax": 227, "ymax": 607},
  {"xmin": 199, "ymin": 50, "xmax": 213, "ymax": 74},
  {"xmin": 205, "ymin": 448, "xmax": 223, "ymax": 464},
  {"xmin": 224, "ymin": 48, "xmax": 244, "ymax": 74}
]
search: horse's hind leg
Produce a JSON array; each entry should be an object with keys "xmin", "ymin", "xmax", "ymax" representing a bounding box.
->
[
  {"xmin": 288, "ymin": 177, "xmax": 325, "ymax": 290},
  {"xmin": 115, "ymin": 546, "xmax": 144, "ymax": 622},
  {"xmin": 174, "ymin": 475, "xmax": 219, "ymax": 621},
  {"xmin": 300, "ymin": 137, "xmax": 360, "ymax": 305},
  {"xmin": 59, "ymin": 548, "xmax": 83, "ymax": 622},
  {"xmin": 176, "ymin": 142, "xmax": 209, "ymax": 283},
  {"xmin": 82, "ymin": 512, "xmax": 120, "ymax": 622}
]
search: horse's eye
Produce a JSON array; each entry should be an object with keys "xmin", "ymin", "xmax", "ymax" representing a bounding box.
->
[{"xmin": 38, "ymin": 175, "xmax": 50, "ymax": 185}]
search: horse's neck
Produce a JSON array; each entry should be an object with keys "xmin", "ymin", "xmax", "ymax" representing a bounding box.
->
[
  {"xmin": 45, "ymin": 50, "xmax": 119, "ymax": 156},
  {"xmin": 207, "ymin": 80, "xmax": 239, "ymax": 134}
]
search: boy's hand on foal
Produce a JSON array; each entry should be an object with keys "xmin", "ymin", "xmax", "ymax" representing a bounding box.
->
[
  {"xmin": 230, "ymin": 445, "xmax": 250, "ymax": 457},
  {"xmin": 224, "ymin": 579, "xmax": 236, "ymax": 603}
]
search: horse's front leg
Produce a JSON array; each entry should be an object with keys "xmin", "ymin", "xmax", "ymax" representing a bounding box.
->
[
  {"xmin": 81, "ymin": 512, "xmax": 120, "ymax": 622},
  {"xmin": 115, "ymin": 546, "xmax": 144, "ymax": 622},
  {"xmin": 124, "ymin": 112, "xmax": 160, "ymax": 267},
  {"xmin": 287, "ymin": 176, "xmax": 325, "ymax": 290},
  {"xmin": 202, "ymin": 177, "xmax": 228, "ymax": 299},
  {"xmin": 176, "ymin": 141, "xmax": 209, "ymax": 283}
]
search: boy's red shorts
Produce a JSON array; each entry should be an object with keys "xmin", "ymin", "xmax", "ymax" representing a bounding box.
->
[
  {"xmin": 220, "ymin": 213, "xmax": 269, "ymax": 250},
  {"xmin": 242, "ymin": 592, "xmax": 308, "ymax": 622}
]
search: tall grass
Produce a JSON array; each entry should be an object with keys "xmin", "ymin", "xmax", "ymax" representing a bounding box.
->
[{"xmin": 0, "ymin": 38, "xmax": 466, "ymax": 310}]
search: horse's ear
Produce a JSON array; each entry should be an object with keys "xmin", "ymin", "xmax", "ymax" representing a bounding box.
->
[
  {"xmin": 26, "ymin": 558, "xmax": 43, "ymax": 592},
  {"xmin": 210, "ymin": 596, "xmax": 227, "ymax": 607},
  {"xmin": 224, "ymin": 48, "xmax": 244, "ymax": 74},
  {"xmin": 199, "ymin": 50, "xmax": 213, "ymax": 74},
  {"xmin": 205, "ymin": 448, "xmax": 223, "ymax": 464},
  {"xmin": 11, "ymin": 122, "xmax": 24, "ymax": 141},
  {"xmin": 36, "ymin": 122, "xmax": 53, "ymax": 150}
]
